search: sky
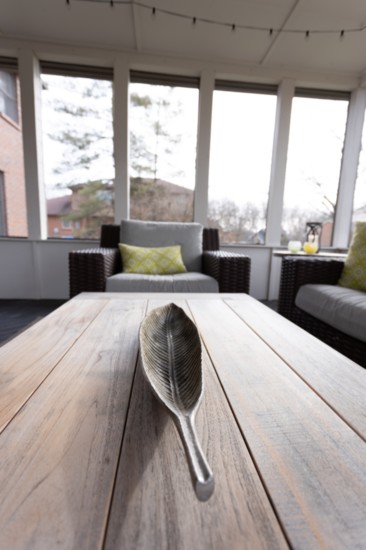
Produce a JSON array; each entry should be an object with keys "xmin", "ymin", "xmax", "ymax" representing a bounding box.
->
[{"xmin": 41, "ymin": 75, "xmax": 365, "ymax": 219}]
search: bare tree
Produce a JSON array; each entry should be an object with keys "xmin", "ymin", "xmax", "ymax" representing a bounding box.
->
[{"xmin": 208, "ymin": 199, "xmax": 266, "ymax": 243}]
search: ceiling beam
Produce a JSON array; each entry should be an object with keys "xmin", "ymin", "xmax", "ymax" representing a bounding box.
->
[
  {"xmin": 259, "ymin": 0, "xmax": 302, "ymax": 66},
  {"xmin": 359, "ymin": 67, "xmax": 366, "ymax": 88},
  {"xmin": 131, "ymin": 0, "xmax": 142, "ymax": 51}
]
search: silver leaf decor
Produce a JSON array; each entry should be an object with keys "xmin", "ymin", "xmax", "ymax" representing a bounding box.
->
[{"xmin": 139, "ymin": 303, "xmax": 214, "ymax": 501}]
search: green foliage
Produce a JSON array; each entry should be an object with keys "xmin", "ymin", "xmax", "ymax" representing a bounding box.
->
[
  {"xmin": 130, "ymin": 92, "xmax": 152, "ymax": 108},
  {"xmin": 64, "ymin": 180, "xmax": 114, "ymax": 239}
]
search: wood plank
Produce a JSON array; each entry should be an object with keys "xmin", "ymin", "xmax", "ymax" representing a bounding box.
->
[
  {"xmin": 188, "ymin": 298, "xmax": 366, "ymax": 550},
  {"xmin": 76, "ymin": 292, "xmax": 242, "ymax": 300},
  {"xmin": 105, "ymin": 298, "xmax": 288, "ymax": 550},
  {"xmin": 0, "ymin": 298, "xmax": 107, "ymax": 433},
  {"xmin": 0, "ymin": 298, "xmax": 145, "ymax": 550},
  {"xmin": 226, "ymin": 295, "xmax": 366, "ymax": 440}
]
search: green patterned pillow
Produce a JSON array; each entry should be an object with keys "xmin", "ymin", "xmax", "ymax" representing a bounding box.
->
[
  {"xmin": 119, "ymin": 243, "xmax": 187, "ymax": 275},
  {"xmin": 338, "ymin": 221, "xmax": 366, "ymax": 292}
]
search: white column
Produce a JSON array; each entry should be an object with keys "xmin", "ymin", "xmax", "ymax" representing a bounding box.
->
[
  {"xmin": 265, "ymin": 79, "xmax": 295, "ymax": 246},
  {"xmin": 18, "ymin": 49, "xmax": 47, "ymax": 240},
  {"xmin": 113, "ymin": 57, "xmax": 130, "ymax": 222},
  {"xmin": 194, "ymin": 69, "xmax": 215, "ymax": 225},
  {"xmin": 332, "ymin": 88, "xmax": 366, "ymax": 247}
]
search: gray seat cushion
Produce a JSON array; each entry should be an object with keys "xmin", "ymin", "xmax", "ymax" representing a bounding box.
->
[
  {"xmin": 120, "ymin": 220, "xmax": 203, "ymax": 272},
  {"xmin": 106, "ymin": 272, "xmax": 219, "ymax": 293},
  {"xmin": 295, "ymin": 284, "xmax": 366, "ymax": 343}
]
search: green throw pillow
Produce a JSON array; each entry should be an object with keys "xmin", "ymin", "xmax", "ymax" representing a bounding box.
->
[
  {"xmin": 338, "ymin": 221, "xmax": 366, "ymax": 292},
  {"xmin": 119, "ymin": 243, "xmax": 187, "ymax": 275}
]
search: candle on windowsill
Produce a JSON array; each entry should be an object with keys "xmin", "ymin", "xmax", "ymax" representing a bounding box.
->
[
  {"xmin": 287, "ymin": 240, "xmax": 302, "ymax": 253},
  {"xmin": 303, "ymin": 241, "xmax": 319, "ymax": 254}
]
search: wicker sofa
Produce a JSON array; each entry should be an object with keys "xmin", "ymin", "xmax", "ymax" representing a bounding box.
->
[
  {"xmin": 278, "ymin": 256, "xmax": 366, "ymax": 368},
  {"xmin": 69, "ymin": 222, "xmax": 251, "ymax": 297}
]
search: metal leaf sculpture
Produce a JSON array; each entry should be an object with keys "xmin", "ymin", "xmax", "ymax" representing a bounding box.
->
[{"xmin": 139, "ymin": 303, "xmax": 214, "ymax": 501}]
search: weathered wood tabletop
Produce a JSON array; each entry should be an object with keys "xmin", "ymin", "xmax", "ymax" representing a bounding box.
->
[{"xmin": 1, "ymin": 292, "xmax": 366, "ymax": 550}]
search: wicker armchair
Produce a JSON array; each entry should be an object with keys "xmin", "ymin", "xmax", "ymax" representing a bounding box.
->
[
  {"xmin": 278, "ymin": 256, "xmax": 366, "ymax": 368},
  {"xmin": 69, "ymin": 224, "xmax": 251, "ymax": 297}
]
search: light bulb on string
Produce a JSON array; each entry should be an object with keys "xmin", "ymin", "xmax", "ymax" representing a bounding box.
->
[{"xmin": 68, "ymin": 1, "xmax": 366, "ymax": 42}]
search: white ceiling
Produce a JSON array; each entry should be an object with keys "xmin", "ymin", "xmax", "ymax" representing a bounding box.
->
[{"xmin": 2, "ymin": 0, "xmax": 366, "ymax": 80}]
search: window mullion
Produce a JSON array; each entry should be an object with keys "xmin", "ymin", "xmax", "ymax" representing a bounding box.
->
[
  {"xmin": 194, "ymin": 69, "xmax": 214, "ymax": 225},
  {"xmin": 18, "ymin": 50, "xmax": 47, "ymax": 240},
  {"xmin": 265, "ymin": 79, "xmax": 295, "ymax": 246},
  {"xmin": 333, "ymin": 88, "xmax": 366, "ymax": 247}
]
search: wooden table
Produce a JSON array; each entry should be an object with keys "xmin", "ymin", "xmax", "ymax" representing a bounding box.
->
[{"xmin": 1, "ymin": 292, "xmax": 366, "ymax": 549}]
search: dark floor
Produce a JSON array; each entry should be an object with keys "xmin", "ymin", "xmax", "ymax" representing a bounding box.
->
[
  {"xmin": 263, "ymin": 300, "xmax": 278, "ymax": 312},
  {"xmin": 0, "ymin": 300, "xmax": 66, "ymax": 345},
  {"xmin": 0, "ymin": 298, "xmax": 278, "ymax": 346}
]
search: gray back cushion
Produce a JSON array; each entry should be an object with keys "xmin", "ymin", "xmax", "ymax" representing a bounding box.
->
[{"xmin": 120, "ymin": 219, "xmax": 203, "ymax": 272}]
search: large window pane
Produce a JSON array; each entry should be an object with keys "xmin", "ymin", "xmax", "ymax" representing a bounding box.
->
[
  {"xmin": 0, "ymin": 70, "xmax": 19, "ymax": 123},
  {"xmin": 129, "ymin": 82, "xmax": 198, "ymax": 222},
  {"xmin": 282, "ymin": 96, "xmax": 348, "ymax": 246},
  {"xmin": 353, "ymin": 115, "xmax": 366, "ymax": 228},
  {"xmin": 41, "ymin": 74, "xmax": 114, "ymax": 239},
  {"xmin": 208, "ymin": 90, "xmax": 277, "ymax": 244},
  {"xmin": 0, "ymin": 69, "xmax": 28, "ymax": 237}
]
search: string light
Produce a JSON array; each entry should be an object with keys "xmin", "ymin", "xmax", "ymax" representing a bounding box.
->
[{"xmin": 69, "ymin": 0, "xmax": 366, "ymax": 40}]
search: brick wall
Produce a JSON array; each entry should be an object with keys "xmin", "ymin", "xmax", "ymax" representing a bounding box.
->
[
  {"xmin": 0, "ymin": 77, "xmax": 28, "ymax": 237},
  {"xmin": 48, "ymin": 215, "xmax": 74, "ymax": 239}
]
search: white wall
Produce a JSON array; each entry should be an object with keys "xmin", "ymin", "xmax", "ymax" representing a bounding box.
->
[
  {"xmin": 0, "ymin": 238, "xmax": 278, "ymax": 300},
  {"xmin": 0, "ymin": 238, "xmax": 96, "ymax": 299}
]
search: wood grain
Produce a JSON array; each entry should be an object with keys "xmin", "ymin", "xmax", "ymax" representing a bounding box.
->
[
  {"xmin": 188, "ymin": 298, "xmax": 366, "ymax": 550},
  {"xmin": 0, "ymin": 298, "xmax": 145, "ymax": 550},
  {"xmin": 3, "ymin": 293, "xmax": 366, "ymax": 549},
  {"xmin": 0, "ymin": 298, "xmax": 107, "ymax": 433},
  {"xmin": 226, "ymin": 295, "xmax": 366, "ymax": 440},
  {"xmin": 105, "ymin": 297, "xmax": 288, "ymax": 550}
]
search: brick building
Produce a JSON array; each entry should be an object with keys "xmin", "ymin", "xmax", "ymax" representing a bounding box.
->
[
  {"xmin": 47, "ymin": 194, "xmax": 74, "ymax": 238},
  {"xmin": 0, "ymin": 70, "xmax": 28, "ymax": 237}
]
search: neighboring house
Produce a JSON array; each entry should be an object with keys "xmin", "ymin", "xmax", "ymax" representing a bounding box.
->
[
  {"xmin": 47, "ymin": 178, "xmax": 194, "ymax": 238},
  {"xmin": 320, "ymin": 221, "xmax": 333, "ymax": 246},
  {"xmin": 319, "ymin": 206, "xmax": 366, "ymax": 247},
  {"xmin": 130, "ymin": 177, "xmax": 193, "ymax": 222},
  {"xmin": 47, "ymin": 182, "xmax": 114, "ymax": 239},
  {"xmin": 47, "ymin": 194, "xmax": 74, "ymax": 238},
  {"xmin": 353, "ymin": 205, "xmax": 366, "ymax": 223},
  {"xmin": 0, "ymin": 70, "xmax": 27, "ymax": 237}
]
